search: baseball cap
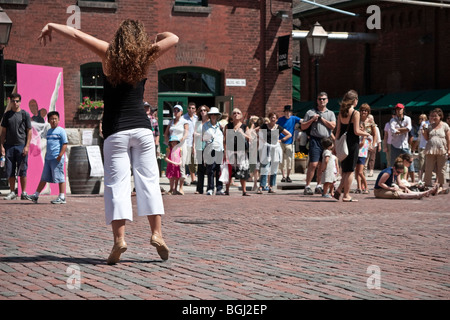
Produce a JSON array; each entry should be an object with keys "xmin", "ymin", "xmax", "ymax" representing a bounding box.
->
[
  {"xmin": 395, "ymin": 103, "xmax": 405, "ymax": 109},
  {"xmin": 173, "ymin": 104, "xmax": 183, "ymax": 112}
]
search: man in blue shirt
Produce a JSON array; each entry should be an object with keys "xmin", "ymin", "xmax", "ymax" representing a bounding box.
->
[{"xmin": 277, "ymin": 105, "xmax": 301, "ymax": 182}]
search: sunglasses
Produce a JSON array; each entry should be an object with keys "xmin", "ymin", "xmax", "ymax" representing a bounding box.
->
[
  {"xmin": 317, "ymin": 98, "xmax": 327, "ymax": 101},
  {"xmin": 200, "ymin": 109, "xmax": 207, "ymax": 112},
  {"xmin": 233, "ymin": 112, "xmax": 241, "ymax": 115},
  {"xmin": 13, "ymin": 100, "xmax": 21, "ymax": 103}
]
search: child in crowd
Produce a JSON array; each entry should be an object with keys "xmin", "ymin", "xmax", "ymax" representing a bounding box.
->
[
  {"xmin": 356, "ymin": 133, "xmax": 372, "ymax": 194},
  {"xmin": 165, "ymin": 135, "xmax": 182, "ymax": 195},
  {"xmin": 29, "ymin": 111, "xmax": 68, "ymax": 204},
  {"xmin": 320, "ymin": 137, "xmax": 338, "ymax": 198}
]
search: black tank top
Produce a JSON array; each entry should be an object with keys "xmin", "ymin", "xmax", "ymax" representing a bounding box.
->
[{"xmin": 101, "ymin": 75, "xmax": 152, "ymax": 140}]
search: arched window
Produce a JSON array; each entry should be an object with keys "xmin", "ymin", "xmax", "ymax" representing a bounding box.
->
[
  {"xmin": 3, "ymin": 60, "xmax": 20, "ymax": 102},
  {"xmin": 159, "ymin": 67, "xmax": 220, "ymax": 95},
  {"xmin": 80, "ymin": 62, "xmax": 103, "ymax": 101}
]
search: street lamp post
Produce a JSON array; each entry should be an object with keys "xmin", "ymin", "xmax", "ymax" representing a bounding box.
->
[
  {"xmin": 306, "ymin": 22, "xmax": 328, "ymax": 99},
  {"xmin": 0, "ymin": 6, "xmax": 12, "ymax": 120}
]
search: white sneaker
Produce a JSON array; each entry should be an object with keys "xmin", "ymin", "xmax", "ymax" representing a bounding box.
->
[
  {"xmin": 206, "ymin": 190, "xmax": 214, "ymax": 196},
  {"xmin": 29, "ymin": 194, "xmax": 39, "ymax": 204},
  {"xmin": 216, "ymin": 190, "xmax": 225, "ymax": 195},
  {"xmin": 51, "ymin": 196, "xmax": 66, "ymax": 204},
  {"xmin": 3, "ymin": 191, "xmax": 16, "ymax": 200}
]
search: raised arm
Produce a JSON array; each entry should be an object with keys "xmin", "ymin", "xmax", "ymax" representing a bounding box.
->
[
  {"xmin": 152, "ymin": 32, "xmax": 179, "ymax": 57},
  {"xmin": 38, "ymin": 23, "xmax": 109, "ymax": 60}
]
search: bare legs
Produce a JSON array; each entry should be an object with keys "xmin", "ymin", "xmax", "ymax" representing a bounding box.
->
[
  {"xmin": 335, "ymin": 171, "xmax": 355, "ymax": 201},
  {"xmin": 108, "ymin": 214, "xmax": 166, "ymax": 265}
]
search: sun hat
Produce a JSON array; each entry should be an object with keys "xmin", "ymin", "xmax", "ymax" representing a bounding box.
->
[
  {"xmin": 208, "ymin": 107, "xmax": 222, "ymax": 117},
  {"xmin": 169, "ymin": 135, "xmax": 180, "ymax": 142}
]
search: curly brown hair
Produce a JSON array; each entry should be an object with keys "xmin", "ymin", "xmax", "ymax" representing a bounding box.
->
[{"xmin": 105, "ymin": 19, "xmax": 159, "ymax": 86}]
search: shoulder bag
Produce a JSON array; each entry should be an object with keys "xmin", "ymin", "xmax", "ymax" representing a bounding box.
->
[{"xmin": 335, "ymin": 111, "xmax": 354, "ymax": 162}]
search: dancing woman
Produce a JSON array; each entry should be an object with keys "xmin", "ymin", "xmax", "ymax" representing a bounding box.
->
[{"xmin": 38, "ymin": 21, "xmax": 179, "ymax": 264}]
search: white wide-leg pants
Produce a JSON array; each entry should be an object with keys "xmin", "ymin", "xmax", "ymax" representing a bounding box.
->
[{"xmin": 103, "ymin": 128, "xmax": 164, "ymax": 225}]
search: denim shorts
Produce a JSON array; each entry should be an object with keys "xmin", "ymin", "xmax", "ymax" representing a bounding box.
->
[
  {"xmin": 4, "ymin": 144, "xmax": 28, "ymax": 178},
  {"xmin": 41, "ymin": 158, "xmax": 66, "ymax": 183},
  {"xmin": 308, "ymin": 136, "xmax": 324, "ymax": 163},
  {"xmin": 357, "ymin": 157, "xmax": 367, "ymax": 165}
]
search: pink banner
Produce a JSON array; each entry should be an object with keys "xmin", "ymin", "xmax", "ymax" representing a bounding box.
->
[{"xmin": 17, "ymin": 63, "xmax": 65, "ymax": 195}]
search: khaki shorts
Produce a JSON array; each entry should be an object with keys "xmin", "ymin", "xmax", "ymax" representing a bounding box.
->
[
  {"xmin": 374, "ymin": 188, "xmax": 400, "ymax": 199},
  {"xmin": 280, "ymin": 143, "xmax": 294, "ymax": 171}
]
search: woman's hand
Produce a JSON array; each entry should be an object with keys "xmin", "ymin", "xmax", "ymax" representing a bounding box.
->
[{"xmin": 38, "ymin": 24, "xmax": 52, "ymax": 46}]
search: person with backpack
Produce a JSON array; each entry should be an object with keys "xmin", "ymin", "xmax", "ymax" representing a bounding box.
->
[{"xmin": 1, "ymin": 93, "xmax": 33, "ymax": 201}]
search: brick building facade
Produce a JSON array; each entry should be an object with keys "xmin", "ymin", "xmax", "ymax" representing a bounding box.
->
[
  {"xmin": 294, "ymin": 0, "xmax": 450, "ymax": 103},
  {"xmin": 2, "ymin": 0, "xmax": 293, "ymax": 129}
]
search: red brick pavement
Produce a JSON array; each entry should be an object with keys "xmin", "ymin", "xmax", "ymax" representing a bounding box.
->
[{"xmin": 0, "ymin": 178, "xmax": 449, "ymax": 301}]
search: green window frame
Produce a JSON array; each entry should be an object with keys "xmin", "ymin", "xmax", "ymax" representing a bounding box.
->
[
  {"xmin": 175, "ymin": 0, "xmax": 207, "ymax": 6},
  {"xmin": 80, "ymin": 62, "xmax": 104, "ymax": 102},
  {"xmin": 159, "ymin": 67, "xmax": 220, "ymax": 96},
  {"xmin": 3, "ymin": 60, "xmax": 20, "ymax": 104}
]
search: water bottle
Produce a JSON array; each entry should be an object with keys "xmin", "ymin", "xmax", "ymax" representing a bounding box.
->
[{"xmin": 0, "ymin": 155, "xmax": 5, "ymax": 168}]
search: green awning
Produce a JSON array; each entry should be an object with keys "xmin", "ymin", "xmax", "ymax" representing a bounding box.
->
[
  {"xmin": 293, "ymin": 100, "xmax": 313, "ymax": 118},
  {"xmin": 370, "ymin": 90, "xmax": 427, "ymax": 110},
  {"xmin": 292, "ymin": 66, "xmax": 301, "ymax": 102},
  {"xmin": 430, "ymin": 91, "xmax": 450, "ymax": 110}
]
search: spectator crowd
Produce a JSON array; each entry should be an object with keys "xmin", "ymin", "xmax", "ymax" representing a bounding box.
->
[{"xmin": 2, "ymin": 90, "xmax": 450, "ymax": 202}]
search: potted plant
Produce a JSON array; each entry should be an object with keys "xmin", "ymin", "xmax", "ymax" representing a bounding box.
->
[
  {"xmin": 78, "ymin": 97, "xmax": 104, "ymax": 120},
  {"xmin": 294, "ymin": 152, "xmax": 308, "ymax": 173}
]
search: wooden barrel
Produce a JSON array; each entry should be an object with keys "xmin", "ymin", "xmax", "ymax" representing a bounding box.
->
[{"xmin": 68, "ymin": 146, "xmax": 102, "ymax": 194}]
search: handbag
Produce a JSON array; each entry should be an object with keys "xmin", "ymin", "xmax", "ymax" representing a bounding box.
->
[{"xmin": 335, "ymin": 111, "xmax": 354, "ymax": 162}]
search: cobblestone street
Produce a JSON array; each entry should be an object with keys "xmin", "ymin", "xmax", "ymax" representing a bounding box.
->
[{"xmin": 0, "ymin": 173, "xmax": 449, "ymax": 302}]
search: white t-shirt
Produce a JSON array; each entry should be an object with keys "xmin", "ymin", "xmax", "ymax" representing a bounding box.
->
[{"xmin": 169, "ymin": 118, "xmax": 188, "ymax": 143}]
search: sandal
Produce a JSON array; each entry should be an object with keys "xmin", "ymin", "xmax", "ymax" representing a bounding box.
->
[
  {"xmin": 242, "ymin": 192, "xmax": 251, "ymax": 196},
  {"xmin": 362, "ymin": 190, "xmax": 369, "ymax": 194},
  {"xmin": 268, "ymin": 188, "xmax": 276, "ymax": 193},
  {"xmin": 342, "ymin": 197, "xmax": 358, "ymax": 202},
  {"xmin": 333, "ymin": 190, "xmax": 341, "ymax": 200},
  {"xmin": 150, "ymin": 234, "xmax": 169, "ymax": 261},
  {"xmin": 257, "ymin": 188, "xmax": 263, "ymax": 194}
]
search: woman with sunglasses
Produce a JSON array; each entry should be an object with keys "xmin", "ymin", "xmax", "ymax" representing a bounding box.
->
[
  {"xmin": 224, "ymin": 108, "xmax": 252, "ymax": 196},
  {"xmin": 423, "ymin": 108, "xmax": 450, "ymax": 194},
  {"xmin": 374, "ymin": 160, "xmax": 437, "ymax": 199},
  {"xmin": 38, "ymin": 21, "xmax": 178, "ymax": 264}
]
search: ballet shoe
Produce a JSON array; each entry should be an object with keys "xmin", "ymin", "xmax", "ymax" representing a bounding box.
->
[
  {"xmin": 106, "ymin": 239, "xmax": 127, "ymax": 265},
  {"xmin": 151, "ymin": 233, "xmax": 170, "ymax": 261}
]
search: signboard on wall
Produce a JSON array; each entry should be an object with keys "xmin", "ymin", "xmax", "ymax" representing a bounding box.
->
[
  {"xmin": 226, "ymin": 79, "xmax": 246, "ymax": 87},
  {"xmin": 278, "ymin": 35, "xmax": 290, "ymax": 71}
]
